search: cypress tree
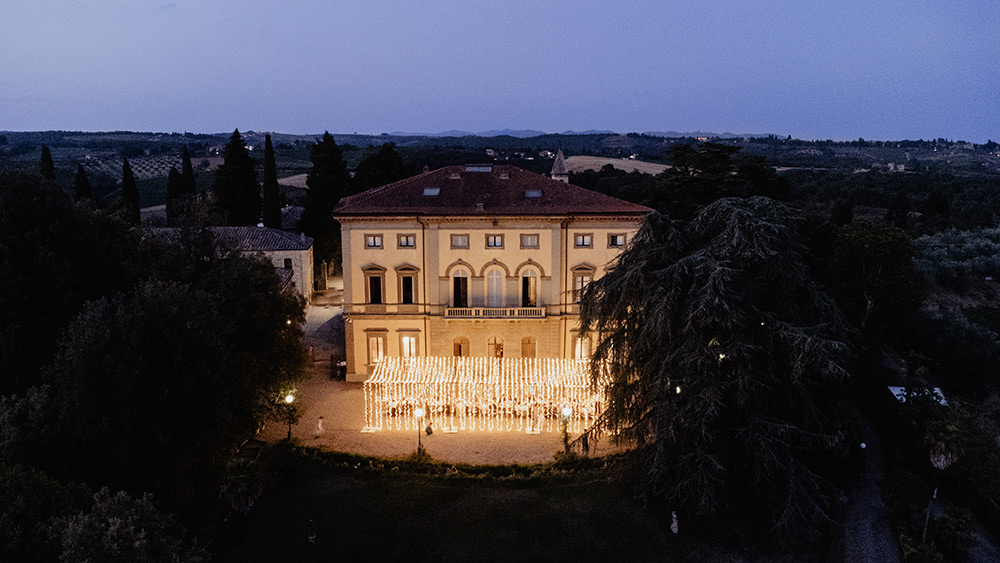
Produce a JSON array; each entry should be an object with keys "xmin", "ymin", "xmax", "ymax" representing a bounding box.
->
[
  {"xmin": 165, "ymin": 167, "xmax": 184, "ymax": 225},
  {"xmin": 74, "ymin": 164, "xmax": 92, "ymax": 202},
  {"xmin": 301, "ymin": 132, "xmax": 350, "ymax": 272},
  {"xmin": 40, "ymin": 145, "xmax": 56, "ymax": 182},
  {"xmin": 212, "ymin": 129, "xmax": 260, "ymax": 226},
  {"xmin": 122, "ymin": 157, "xmax": 140, "ymax": 224},
  {"xmin": 181, "ymin": 145, "xmax": 197, "ymax": 196},
  {"xmin": 261, "ymin": 134, "xmax": 281, "ymax": 228}
]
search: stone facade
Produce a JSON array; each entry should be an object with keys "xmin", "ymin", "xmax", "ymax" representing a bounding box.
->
[{"xmin": 334, "ymin": 163, "xmax": 649, "ymax": 381}]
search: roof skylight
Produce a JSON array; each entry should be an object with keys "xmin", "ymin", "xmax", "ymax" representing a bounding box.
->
[
  {"xmin": 423, "ymin": 187, "xmax": 441, "ymax": 196},
  {"xmin": 525, "ymin": 188, "xmax": 543, "ymax": 198}
]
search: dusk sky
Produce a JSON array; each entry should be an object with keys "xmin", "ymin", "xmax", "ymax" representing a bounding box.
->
[{"xmin": 3, "ymin": 0, "xmax": 998, "ymax": 141}]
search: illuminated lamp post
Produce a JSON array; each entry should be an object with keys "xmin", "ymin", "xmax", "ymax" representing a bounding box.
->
[
  {"xmin": 561, "ymin": 406, "xmax": 573, "ymax": 454},
  {"xmin": 414, "ymin": 406, "xmax": 425, "ymax": 453},
  {"xmin": 283, "ymin": 393, "xmax": 295, "ymax": 440}
]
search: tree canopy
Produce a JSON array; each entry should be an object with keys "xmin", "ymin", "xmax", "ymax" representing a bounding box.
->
[
  {"xmin": 35, "ymin": 248, "xmax": 306, "ymax": 511},
  {"xmin": 301, "ymin": 132, "xmax": 350, "ymax": 271},
  {"xmin": 73, "ymin": 165, "xmax": 91, "ymax": 202},
  {"xmin": 580, "ymin": 197, "xmax": 850, "ymax": 544},
  {"xmin": 121, "ymin": 157, "xmax": 140, "ymax": 224},
  {"xmin": 212, "ymin": 129, "xmax": 260, "ymax": 226},
  {"xmin": 165, "ymin": 167, "xmax": 183, "ymax": 225},
  {"xmin": 51, "ymin": 488, "xmax": 207, "ymax": 563},
  {"xmin": 827, "ymin": 222, "xmax": 923, "ymax": 345},
  {"xmin": 645, "ymin": 143, "xmax": 789, "ymax": 218},
  {"xmin": 351, "ymin": 142, "xmax": 407, "ymax": 194},
  {"xmin": 0, "ymin": 171, "xmax": 307, "ymax": 520},
  {"xmin": 181, "ymin": 145, "xmax": 197, "ymax": 196},
  {"xmin": 40, "ymin": 145, "xmax": 55, "ymax": 183},
  {"xmin": 0, "ymin": 173, "xmax": 137, "ymax": 395}
]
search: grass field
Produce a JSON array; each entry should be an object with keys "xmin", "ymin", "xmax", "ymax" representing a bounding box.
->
[
  {"xmin": 564, "ymin": 156, "xmax": 669, "ymax": 175},
  {"xmin": 210, "ymin": 447, "xmax": 683, "ymax": 563}
]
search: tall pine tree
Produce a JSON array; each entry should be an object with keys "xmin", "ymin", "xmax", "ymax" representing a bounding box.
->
[
  {"xmin": 40, "ymin": 145, "xmax": 56, "ymax": 183},
  {"xmin": 121, "ymin": 157, "xmax": 140, "ymax": 225},
  {"xmin": 580, "ymin": 199, "xmax": 850, "ymax": 545},
  {"xmin": 261, "ymin": 134, "xmax": 281, "ymax": 228},
  {"xmin": 212, "ymin": 129, "xmax": 260, "ymax": 226},
  {"xmin": 301, "ymin": 132, "xmax": 350, "ymax": 273},
  {"xmin": 165, "ymin": 167, "xmax": 184, "ymax": 225},
  {"xmin": 181, "ymin": 145, "xmax": 197, "ymax": 196},
  {"xmin": 74, "ymin": 164, "xmax": 92, "ymax": 202}
]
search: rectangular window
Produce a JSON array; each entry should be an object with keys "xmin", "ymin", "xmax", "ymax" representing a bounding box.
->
[
  {"xmin": 401, "ymin": 335, "xmax": 418, "ymax": 357},
  {"xmin": 520, "ymin": 234, "xmax": 539, "ymax": 249},
  {"xmin": 450, "ymin": 234, "xmax": 469, "ymax": 249},
  {"xmin": 574, "ymin": 336, "xmax": 592, "ymax": 359},
  {"xmin": 400, "ymin": 276, "xmax": 414, "ymax": 305},
  {"xmin": 486, "ymin": 234, "xmax": 504, "ymax": 248},
  {"xmin": 368, "ymin": 276, "xmax": 383, "ymax": 305},
  {"xmin": 397, "ymin": 234, "xmax": 416, "ymax": 248},
  {"xmin": 573, "ymin": 273, "xmax": 592, "ymax": 302},
  {"xmin": 574, "ymin": 233, "xmax": 593, "ymax": 248},
  {"xmin": 608, "ymin": 234, "xmax": 626, "ymax": 248},
  {"xmin": 365, "ymin": 234, "xmax": 383, "ymax": 249},
  {"xmin": 367, "ymin": 334, "xmax": 386, "ymax": 365}
]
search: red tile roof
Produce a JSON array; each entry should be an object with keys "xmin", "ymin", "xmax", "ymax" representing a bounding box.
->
[
  {"xmin": 145, "ymin": 226, "xmax": 313, "ymax": 251},
  {"xmin": 333, "ymin": 164, "xmax": 651, "ymax": 217},
  {"xmin": 212, "ymin": 226, "xmax": 313, "ymax": 252}
]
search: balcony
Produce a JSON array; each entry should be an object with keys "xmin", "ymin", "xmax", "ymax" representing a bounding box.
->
[{"xmin": 444, "ymin": 307, "xmax": 546, "ymax": 319}]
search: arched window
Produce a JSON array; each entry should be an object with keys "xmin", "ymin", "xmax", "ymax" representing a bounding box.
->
[
  {"xmin": 488, "ymin": 336, "xmax": 504, "ymax": 358},
  {"xmin": 521, "ymin": 268, "xmax": 538, "ymax": 307},
  {"xmin": 521, "ymin": 336, "xmax": 536, "ymax": 358},
  {"xmin": 452, "ymin": 268, "xmax": 469, "ymax": 307},
  {"xmin": 486, "ymin": 269, "xmax": 504, "ymax": 307},
  {"xmin": 571, "ymin": 264, "xmax": 596, "ymax": 303},
  {"xmin": 453, "ymin": 337, "xmax": 470, "ymax": 357}
]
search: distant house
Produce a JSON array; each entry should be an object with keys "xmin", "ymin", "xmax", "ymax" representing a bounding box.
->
[
  {"xmin": 145, "ymin": 226, "xmax": 314, "ymax": 301},
  {"xmin": 333, "ymin": 160, "xmax": 650, "ymax": 381}
]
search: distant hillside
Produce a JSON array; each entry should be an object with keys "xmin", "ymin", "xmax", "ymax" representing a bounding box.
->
[
  {"xmin": 4, "ymin": 130, "xmax": 998, "ymax": 180},
  {"xmin": 642, "ymin": 130, "xmax": 776, "ymax": 139},
  {"xmin": 388, "ymin": 128, "xmax": 617, "ymax": 138}
]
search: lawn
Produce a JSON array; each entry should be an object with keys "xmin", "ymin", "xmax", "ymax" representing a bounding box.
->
[{"xmin": 210, "ymin": 447, "xmax": 679, "ymax": 563}]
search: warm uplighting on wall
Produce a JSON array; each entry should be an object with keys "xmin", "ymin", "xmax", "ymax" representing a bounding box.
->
[{"xmin": 361, "ymin": 357, "xmax": 605, "ymax": 434}]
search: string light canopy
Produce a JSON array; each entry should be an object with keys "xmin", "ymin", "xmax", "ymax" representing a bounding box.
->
[{"xmin": 361, "ymin": 356, "xmax": 605, "ymax": 434}]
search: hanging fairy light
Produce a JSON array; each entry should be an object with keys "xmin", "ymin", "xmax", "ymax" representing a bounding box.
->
[{"xmin": 361, "ymin": 357, "xmax": 606, "ymax": 434}]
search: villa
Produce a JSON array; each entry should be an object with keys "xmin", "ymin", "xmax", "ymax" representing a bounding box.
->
[{"xmin": 333, "ymin": 152, "xmax": 650, "ymax": 382}]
